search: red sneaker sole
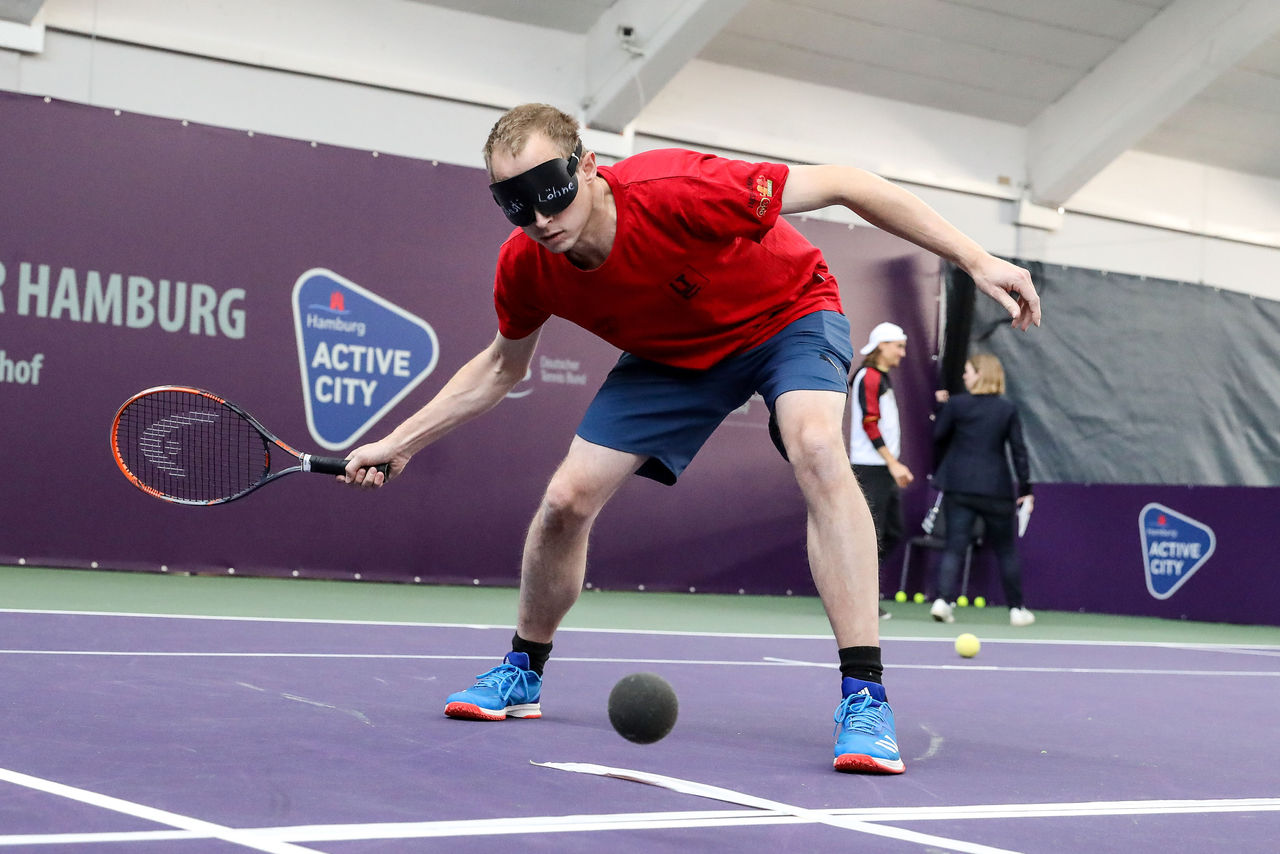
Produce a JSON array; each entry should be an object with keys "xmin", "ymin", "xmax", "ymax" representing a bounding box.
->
[
  {"xmin": 834, "ymin": 753, "xmax": 905, "ymax": 774},
  {"xmin": 444, "ymin": 702, "xmax": 506, "ymax": 721},
  {"xmin": 444, "ymin": 702, "xmax": 541, "ymax": 721}
]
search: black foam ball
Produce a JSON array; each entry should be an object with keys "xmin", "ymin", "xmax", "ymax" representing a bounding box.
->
[{"xmin": 608, "ymin": 672, "xmax": 678, "ymax": 744}]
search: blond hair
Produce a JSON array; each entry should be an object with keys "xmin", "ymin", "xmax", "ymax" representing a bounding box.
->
[
  {"xmin": 968, "ymin": 352, "xmax": 1006, "ymax": 395},
  {"xmin": 483, "ymin": 103, "xmax": 580, "ymax": 178}
]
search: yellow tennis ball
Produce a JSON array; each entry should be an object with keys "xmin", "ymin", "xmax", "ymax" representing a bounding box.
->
[
  {"xmin": 894, "ymin": 591, "xmax": 907, "ymax": 603},
  {"xmin": 957, "ymin": 595, "xmax": 970, "ymax": 607},
  {"xmin": 955, "ymin": 633, "xmax": 980, "ymax": 658},
  {"xmin": 974, "ymin": 596, "xmax": 986, "ymax": 608},
  {"xmin": 913, "ymin": 592, "xmax": 925, "ymax": 604}
]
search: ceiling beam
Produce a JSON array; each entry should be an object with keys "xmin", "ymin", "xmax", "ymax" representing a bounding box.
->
[
  {"xmin": 0, "ymin": 0, "xmax": 41, "ymax": 52},
  {"xmin": 582, "ymin": 0, "xmax": 748, "ymax": 133},
  {"xmin": 0, "ymin": 0, "xmax": 42, "ymax": 25},
  {"xmin": 1025, "ymin": 0, "xmax": 1280, "ymax": 208}
]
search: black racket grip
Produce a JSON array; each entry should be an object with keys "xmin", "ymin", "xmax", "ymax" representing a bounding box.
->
[{"xmin": 309, "ymin": 456, "xmax": 391, "ymax": 478}]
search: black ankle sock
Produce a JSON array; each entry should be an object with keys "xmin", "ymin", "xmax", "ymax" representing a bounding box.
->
[
  {"xmin": 838, "ymin": 645, "xmax": 884, "ymax": 685},
  {"xmin": 512, "ymin": 633, "xmax": 553, "ymax": 676}
]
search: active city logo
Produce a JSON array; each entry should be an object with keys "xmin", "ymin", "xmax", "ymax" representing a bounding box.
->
[
  {"xmin": 1138, "ymin": 502, "xmax": 1215, "ymax": 600},
  {"xmin": 292, "ymin": 268, "xmax": 439, "ymax": 450}
]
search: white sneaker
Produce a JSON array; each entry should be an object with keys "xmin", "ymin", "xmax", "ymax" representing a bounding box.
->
[
  {"xmin": 1010, "ymin": 607, "xmax": 1036, "ymax": 627},
  {"xmin": 930, "ymin": 598, "xmax": 954, "ymax": 623}
]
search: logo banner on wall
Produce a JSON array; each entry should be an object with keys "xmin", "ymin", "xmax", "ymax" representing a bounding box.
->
[
  {"xmin": 1139, "ymin": 502, "xmax": 1215, "ymax": 600},
  {"xmin": 292, "ymin": 268, "xmax": 439, "ymax": 450}
]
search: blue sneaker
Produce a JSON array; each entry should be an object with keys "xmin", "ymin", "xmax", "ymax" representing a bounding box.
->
[
  {"xmin": 444, "ymin": 652, "xmax": 542, "ymax": 721},
  {"xmin": 833, "ymin": 677, "xmax": 904, "ymax": 774}
]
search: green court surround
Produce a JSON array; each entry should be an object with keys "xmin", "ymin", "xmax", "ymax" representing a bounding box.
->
[{"xmin": 3, "ymin": 565, "xmax": 1277, "ymax": 647}]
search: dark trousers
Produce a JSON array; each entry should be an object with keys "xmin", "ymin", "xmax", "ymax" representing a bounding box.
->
[
  {"xmin": 937, "ymin": 492, "xmax": 1024, "ymax": 608},
  {"xmin": 852, "ymin": 463, "xmax": 903, "ymax": 568}
]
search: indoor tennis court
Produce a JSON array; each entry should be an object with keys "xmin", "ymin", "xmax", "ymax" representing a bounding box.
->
[
  {"xmin": 5, "ymin": 3, "xmax": 1280, "ymax": 853},
  {"xmin": 2, "ymin": 567, "xmax": 1278, "ymax": 852}
]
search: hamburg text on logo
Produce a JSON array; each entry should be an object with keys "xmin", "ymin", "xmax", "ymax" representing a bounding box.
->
[
  {"xmin": 1138, "ymin": 502, "xmax": 1215, "ymax": 600},
  {"xmin": 292, "ymin": 269, "xmax": 439, "ymax": 451}
]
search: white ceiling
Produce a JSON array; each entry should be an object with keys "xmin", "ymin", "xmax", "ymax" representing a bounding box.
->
[
  {"xmin": 412, "ymin": 0, "xmax": 1280, "ymax": 199},
  {"xmin": 6, "ymin": 0, "xmax": 1278, "ymax": 206}
]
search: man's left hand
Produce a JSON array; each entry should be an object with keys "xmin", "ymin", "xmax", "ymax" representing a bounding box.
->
[{"xmin": 971, "ymin": 256, "xmax": 1041, "ymax": 331}]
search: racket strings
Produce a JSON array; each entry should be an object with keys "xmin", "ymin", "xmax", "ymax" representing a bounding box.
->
[{"xmin": 117, "ymin": 391, "xmax": 266, "ymax": 502}]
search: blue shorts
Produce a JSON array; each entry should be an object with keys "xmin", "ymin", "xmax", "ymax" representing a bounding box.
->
[{"xmin": 576, "ymin": 310, "xmax": 854, "ymax": 485}]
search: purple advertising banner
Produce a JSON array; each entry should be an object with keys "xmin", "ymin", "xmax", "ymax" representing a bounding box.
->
[
  {"xmin": 5, "ymin": 94, "xmax": 1273, "ymax": 626},
  {"xmin": 0, "ymin": 93, "xmax": 941, "ymax": 600},
  {"xmin": 908, "ymin": 483, "xmax": 1279, "ymax": 626}
]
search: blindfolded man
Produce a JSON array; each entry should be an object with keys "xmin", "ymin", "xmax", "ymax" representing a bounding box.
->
[{"xmin": 342, "ymin": 103, "xmax": 1040, "ymax": 775}]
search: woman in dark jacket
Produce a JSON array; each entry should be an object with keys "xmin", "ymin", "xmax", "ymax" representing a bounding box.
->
[{"xmin": 930, "ymin": 353, "xmax": 1035, "ymax": 627}]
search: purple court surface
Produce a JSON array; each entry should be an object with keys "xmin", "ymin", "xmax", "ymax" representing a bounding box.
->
[{"xmin": 1, "ymin": 610, "xmax": 1278, "ymax": 852}]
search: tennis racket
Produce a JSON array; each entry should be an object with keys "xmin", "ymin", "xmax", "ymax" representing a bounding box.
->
[{"xmin": 111, "ymin": 385, "xmax": 389, "ymax": 505}]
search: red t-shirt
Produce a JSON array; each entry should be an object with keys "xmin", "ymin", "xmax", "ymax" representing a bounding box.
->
[{"xmin": 493, "ymin": 148, "xmax": 843, "ymax": 370}]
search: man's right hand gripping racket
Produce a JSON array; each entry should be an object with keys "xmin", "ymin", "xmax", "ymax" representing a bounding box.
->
[{"xmin": 111, "ymin": 385, "xmax": 388, "ymax": 505}]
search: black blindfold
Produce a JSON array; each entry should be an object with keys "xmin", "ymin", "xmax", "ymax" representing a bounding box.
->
[{"xmin": 489, "ymin": 142, "xmax": 583, "ymax": 226}]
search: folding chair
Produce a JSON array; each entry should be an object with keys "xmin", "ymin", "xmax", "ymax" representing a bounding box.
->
[{"xmin": 896, "ymin": 501, "xmax": 983, "ymax": 601}]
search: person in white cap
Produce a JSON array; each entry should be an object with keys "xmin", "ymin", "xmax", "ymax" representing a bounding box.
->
[{"xmin": 849, "ymin": 322, "xmax": 914, "ymax": 619}]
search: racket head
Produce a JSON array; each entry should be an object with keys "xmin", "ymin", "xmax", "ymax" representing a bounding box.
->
[{"xmin": 111, "ymin": 385, "xmax": 291, "ymax": 505}]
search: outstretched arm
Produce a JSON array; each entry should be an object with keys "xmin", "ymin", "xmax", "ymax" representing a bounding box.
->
[
  {"xmin": 782, "ymin": 165, "xmax": 1041, "ymax": 331},
  {"xmin": 1007, "ymin": 407, "xmax": 1034, "ymax": 501},
  {"xmin": 341, "ymin": 330, "xmax": 541, "ymax": 487}
]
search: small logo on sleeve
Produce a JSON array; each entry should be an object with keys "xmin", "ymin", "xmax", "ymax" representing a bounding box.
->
[{"xmin": 754, "ymin": 176, "xmax": 774, "ymax": 217}]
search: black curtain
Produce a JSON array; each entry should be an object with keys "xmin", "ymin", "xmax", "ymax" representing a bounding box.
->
[{"xmin": 945, "ymin": 260, "xmax": 1280, "ymax": 487}]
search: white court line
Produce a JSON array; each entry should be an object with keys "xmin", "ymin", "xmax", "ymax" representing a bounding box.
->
[
  {"xmin": 839, "ymin": 798, "xmax": 1280, "ymax": 820},
  {"xmin": 0, "ymin": 768, "xmax": 320, "ymax": 854},
  {"xmin": 0, "ymin": 830, "xmax": 201, "ymax": 846},
  {"xmin": 5, "ymin": 798, "xmax": 1280, "ymax": 847},
  {"xmin": 536, "ymin": 761, "xmax": 1017, "ymax": 854},
  {"xmin": 761, "ymin": 656, "xmax": 1280, "ymax": 677},
  {"xmin": 3, "ymin": 649, "xmax": 1279, "ymax": 678},
  {"xmin": 2, "ymin": 608, "xmax": 1278, "ymax": 652},
  {"xmin": 1199, "ymin": 646, "xmax": 1280, "ymax": 659}
]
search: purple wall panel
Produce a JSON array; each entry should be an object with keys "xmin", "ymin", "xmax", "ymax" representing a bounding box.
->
[
  {"xmin": 948, "ymin": 483, "xmax": 1278, "ymax": 626},
  {"xmin": 15, "ymin": 96, "xmax": 1264, "ymax": 626},
  {"xmin": 5, "ymin": 93, "xmax": 1269, "ymax": 624},
  {"xmin": 0, "ymin": 93, "xmax": 940, "ymax": 599}
]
